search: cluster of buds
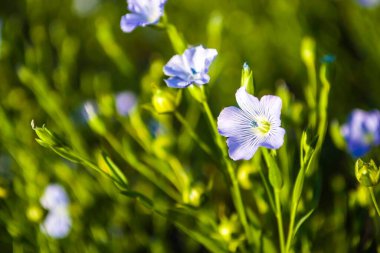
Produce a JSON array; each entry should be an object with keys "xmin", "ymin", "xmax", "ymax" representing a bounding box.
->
[{"xmin": 355, "ymin": 159, "xmax": 380, "ymax": 187}]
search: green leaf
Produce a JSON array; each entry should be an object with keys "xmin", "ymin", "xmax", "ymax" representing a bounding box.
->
[
  {"xmin": 293, "ymin": 208, "xmax": 315, "ymax": 238},
  {"xmin": 120, "ymin": 190, "xmax": 154, "ymax": 209},
  {"xmin": 262, "ymin": 149, "xmax": 283, "ymax": 189}
]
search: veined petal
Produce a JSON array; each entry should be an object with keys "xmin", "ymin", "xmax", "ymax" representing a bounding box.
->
[
  {"xmin": 120, "ymin": 13, "xmax": 145, "ymax": 33},
  {"xmin": 163, "ymin": 55, "xmax": 191, "ymax": 80},
  {"xmin": 193, "ymin": 74, "xmax": 210, "ymax": 85},
  {"xmin": 235, "ymin": 87, "xmax": 260, "ymax": 118},
  {"xmin": 227, "ymin": 135, "xmax": 260, "ymax": 161},
  {"xmin": 260, "ymin": 95, "xmax": 282, "ymax": 120},
  {"xmin": 164, "ymin": 77, "xmax": 190, "ymax": 88},
  {"xmin": 217, "ymin": 106, "xmax": 252, "ymax": 137},
  {"xmin": 261, "ymin": 127, "xmax": 286, "ymax": 149},
  {"xmin": 203, "ymin": 48, "xmax": 218, "ymax": 71}
]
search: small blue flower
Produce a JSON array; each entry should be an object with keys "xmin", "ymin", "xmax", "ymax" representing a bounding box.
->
[
  {"xmin": 357, "ymin": 0, "xmax": 380, "ymax": 7},
  {"xmin": 40, "ymin": 184, "xmax": 72, "ymax": 239},
  {"xmin": 115, "ymin": 91, "xmax": 137, "ymax": 116},
  {"xmin": 120, "ymin": 0, "xmax": 167, "ymax": 33},
  {"xmin": 163, "ymin": 45, "xmax": 218, "ymax": 88},
  {"xmin": 40, "ymin": 184, "xmax": 69, "ymax": 211},
  {"xmin": 40, "ymin": 208, "xmax": 72, "ymax": 239},
  {"xmin": 217, "ymin": 87, "xmax": 285, "ymax": 161},
  {"xmin": 341, "ymin": 109, "xmax": 380, "ymax": 157}
]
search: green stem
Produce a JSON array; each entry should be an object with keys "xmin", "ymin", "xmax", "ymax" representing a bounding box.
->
[
  {"xmin": 201, "ymin": 100, "xmax": 252, "ymax": 244},
  {"xmin": 275, "ymin": 189, "xmax": 286, "ymax": 253},
  {"xmin": 258, "ymin": 167, "xmax": 276, "ymax": 213},
  {"xmin": 369, "ymin": 187, "xmax": 380, "ymax": 217},
  {"xmin": 174, "ymin": 111, "xmax": 213, "ymax": 157},
  {"xmin": 285, "ymin": 202, "xmax": 298, "ymax": 253}
]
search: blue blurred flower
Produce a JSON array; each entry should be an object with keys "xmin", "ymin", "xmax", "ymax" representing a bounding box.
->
[
  {"xmin": 120, "ymin": 0, "xmax": 167, "ymax": 33},
  {"xmin": 115, "ymin": 91, "xmax": 137, "ymax": 116},
  {"xmin": 40, "ymin": 184, "xmax": 72, "ymax": 239},
  {"xmin": 40, "ymin": 208, "xmax": 72, "ymax": 239},
  {"xmin": 217, "ymin": 87, "xmax": 285, "ymax": 161},
  {"xmin": 40, "ymin": 184, "xmax": 69, "ymax": 210},
  {"xmin": 163, "ymin": 45, "xmax": 218, "ymax": 88},
  {"xmin": 341, "ymin": 109, "xmax": 380, "ymax": 157},
  {"xmin": 81, "ymin": 101, "xmax": 99, "ymax": 122},
  {"xmin": 358, "ymin": 0, "xmax": 380, "ymax": 7}
]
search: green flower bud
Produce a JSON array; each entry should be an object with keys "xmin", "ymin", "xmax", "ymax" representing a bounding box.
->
[
  {"xmin": 31, "ymin": 120, "xmax": 64, "ymax": 147},
  {"xmin": 152, "ymin": 88, "xmax": 178, "ymax": 114},
  {"xmin": 187, "ymin": 184, "xmax": 205, "ymax": 207},
  {"xmin": 301, "ymin": 37, "xmax": 315, "ymax": 67},
  {"xmin": 355, "ymin": 159, "xmax": 380, "ymax": 187},
  {"xmin": 240, "ymin": 62, "xmax": 254, "ymax": 95}
]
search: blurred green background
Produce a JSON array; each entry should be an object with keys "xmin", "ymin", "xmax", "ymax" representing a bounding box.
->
[{"xmin": 0, "ymin": 0, "xmax": 380, "ymax": 252}]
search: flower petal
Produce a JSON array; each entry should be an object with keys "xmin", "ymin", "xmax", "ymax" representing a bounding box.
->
[
  {"xmin": 217, "ymin": 106, "xmax": 252, "ymax": 137},
  {"xmin": 261, "ymin": 127, "xmax": 286, "ymax": 149},
  {"xmin": 164, "ymin": 77, "xmax": 190, "ymax": 88},
  {"xmin": 227, "ymin": 136, "xmax": 260, "ymax": 161},
  {"xmin": 260, "ymin": 95, "xmax": 282, "ymax": 120},
  {"xmin": 193, "ymin": 73, "xmax": 210, "ymax": 85},
  {"xmin": 235, "ymin": 87, "xmax": 260, "ymax": 118},
  {"xmin": 120, "ymin": 13, "xmax": 145, "ymax": 33},
  {"xmin": 163, "ymin": 55, "xmax": 191, "ymax": 80}
]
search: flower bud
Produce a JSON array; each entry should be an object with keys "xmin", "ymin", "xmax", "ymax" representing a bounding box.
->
[
  {"xmin": 152, "ymin": 88, "xmax": 178, "ymax": 114},
  {"xmin": 301, "ymin": 37, "xmax": 315, "ymax": 66},
  {"xmin": 187, "ymin": 84, "xmax": 206, "ymax": 103},
  {"xmin": 187, "ymin": 184, "xmax": 205, "ymax": 207},
  {"xmin": 240, "ymin": 62, "xmax": 254, "ymax": 95},
  {"xmin": 31, "ymin": 120, "xmax": 64, "ymax": 148},
  {"xmin": 355, "ymin": 159, "xmax": 380, "ymax": 187}
]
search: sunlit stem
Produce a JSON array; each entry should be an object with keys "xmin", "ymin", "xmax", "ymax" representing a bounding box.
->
[
  {"xmin": 368, "ymin": 187, "xmax": 380, "ymax": 217},
  {"xmin": 258, "ymin": 167, "xmax": 276, "ymax": 213},
  {"xmin": 275, "ymin": 189, "xmax": 286, "ymax": 253},
  {"xmin": 201, "ymin": 99, "xmax": 253, "ymax": 244},
  {"xmin": 174, "ymin": 111, "xmax": 214, "ymax": 157},
  {"xmin": 285, "ymin": 201, "xmax": 298, "ymax": 253}
]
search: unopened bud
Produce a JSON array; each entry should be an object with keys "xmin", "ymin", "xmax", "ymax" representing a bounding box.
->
[
  {"xmin": 355, "ymin": 159, "xmax": 380, "ymax": 187},
  {"xmin": 301, "ymin": 37, "xmax": 315, "ymax": 66},
  {"xmin": 152, "ymin": 88, "xmax": 178, "ymax": 114},
  {"xmin": 241, "ymin": 62, "xmax": 254, "ymax": 95}
]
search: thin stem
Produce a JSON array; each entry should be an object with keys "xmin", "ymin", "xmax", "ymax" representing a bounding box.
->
[
  {"xmin": 275, "ymin": 189, "xmax": 286, "ymax": 253},
  {"xmin": 285, "ymin": 202, "xmax": 298, "ymax": 253},
  {"xmin": 201, "ymin": 100, "xmax": 253, "ymax": 244},
  {"xmin": 369, "ymin": 187, "xmax": 380, "ymax": 217},
  {"xmin": 175, "ymin": 111, "xmax": 213, "ymax": 157},
  {"xmin": 258, "ymin": 167, "xmax": 276, "ymax": 213}
]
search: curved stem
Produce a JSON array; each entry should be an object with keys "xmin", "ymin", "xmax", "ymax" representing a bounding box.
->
[
  {"xmin": 275, "ymin": 190, "xmax": 286, "ymax": 253},
  {"xmin": 369, "ymin": 187, "xmax": 380, "ymax": 217},
  {"xmin": 201, "ymin": 100, "xmax": 253, "ymax": 244}
]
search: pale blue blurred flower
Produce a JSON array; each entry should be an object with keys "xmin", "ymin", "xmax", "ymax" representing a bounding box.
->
[
  {"xmin": 40, "ymin": 184, "xmax": 69, "ymax": 210},
  {"xmin": 341, "ymin": 109, "xmax": 380, "ymax": 157},
  {"xmin": 163, "ymin": 45, "xmax": 218, "ymax": 88},
  {"xmin": 120, "ymin": 0, "xmax": 167, "ymax": 33},
  {"xmin": 217, "ymin": 87, "xmax": 285, "ymax": 161},
  {"xmin": 358, "ymin": 0, "xmax": 380, "ymax": 7},
  {"xmin": 81, "ymin": 101, "xmax": 98, "ymax": 122},
  {"xmin": 40, "ymin": 184, "xmax": 72, "ymax": 239},
  {"xmin": 115, "ymin": 91, "xmax": 137, "ymax": 116},
  {"xmin": 40, "ymin": 207, "xmax": 72, "ymax": 239}
]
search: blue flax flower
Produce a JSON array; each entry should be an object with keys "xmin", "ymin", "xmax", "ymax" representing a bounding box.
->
[
  {"xmin": 358, "ymin": 0, "xmax": 380, "ymax": 7},
  {"xmin": 217, "ymin": 87, "xmax": 285, "ymax": 161},
  {"xmin": 40, "ymin": 184, "xmax": 69, "ymax": 210},
  {"xmin": 341, "ymin": 109, "xmax": 380, "ymax": 157},
  {"xmin": 163, "ymin": 45, "xmax": 218, "ymax": 88},
  {"xmin": 40, "ymin": 184, "xmax": 72, "ymax": 239},
  {"xmin": 40, "ymin": 207, "xmax": 72, "ymax": 239},
  {"xmin": 120, "ymin": 0, "xmax": 167, "ymax": 33},
  {"xmin": 115, "ymin": 91, "xmax": 137, "ymax": 116}
]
